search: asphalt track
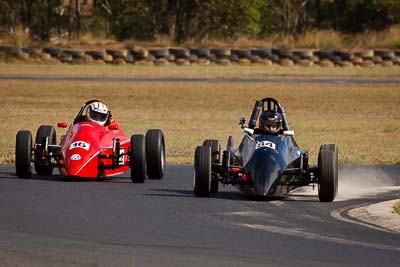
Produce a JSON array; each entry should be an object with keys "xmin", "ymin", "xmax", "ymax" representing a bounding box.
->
[
  {"xmin": 0, "ymin": 164, "xmax": 399, "ymax": 267},
  {"xmin": 1, "ymin": 75, "xmax": 400, "ymax": 84}
]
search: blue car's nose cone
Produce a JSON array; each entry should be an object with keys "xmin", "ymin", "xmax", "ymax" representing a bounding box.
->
[
  {"xmin": 246, "ymin": 145, "xmax": 283, "ymax": 195},
  {"xmin": 242, "ymin": 134, "xmax": 300, "ymax": 196}
]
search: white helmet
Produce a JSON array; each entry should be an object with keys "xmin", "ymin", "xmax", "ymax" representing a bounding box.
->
[{"xmin": 87, "ymin": 101, "xmax": 109, "ymax": 126}]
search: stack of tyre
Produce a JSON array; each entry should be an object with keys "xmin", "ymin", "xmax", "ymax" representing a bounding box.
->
[
  {"xmin": 2, "ymin": 45, "xmax": 400, "ymax": 67},
  {"xmin": 149, "ymin": 48, "xmax": 170, "ymax": 66},
  {"xmin": 190, "ymin": 48, "xmax": 210, "ymax": 65},
  {"xmin": 130, "ymin": 47, "xmax": 153, "ymax": 65},
  {"xmin": 170, "ymin": 48, "xmax": 190, "ymax": 66},
  {"xmin": 210, "ymin": 48, "xmax": 231, "ymax": 65}
]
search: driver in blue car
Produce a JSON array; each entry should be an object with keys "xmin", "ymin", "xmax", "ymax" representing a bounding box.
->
[{"xmin": 258, "ymin": 110, "xmax": 282, "ymax": 135}]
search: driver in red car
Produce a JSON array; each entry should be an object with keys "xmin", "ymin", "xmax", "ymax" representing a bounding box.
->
[{"xmin": 85, "ymin": 101, "xmax": 116, "ymax": 127}]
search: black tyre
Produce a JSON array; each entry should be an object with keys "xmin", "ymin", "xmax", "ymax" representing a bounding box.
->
[
  {"xmin": 43, "ymin": 47, "xmax": 61, "ymax": 57},
  {"xmin": 318, "ymin": 144, "xmax": 338, "ymax": 202},
  {"xmin": 334, "ymin": 51, "xmax": 353, "ymax": 61},
  {"xmin": 189, "ymin": 48, "xmax": 210, "ymax": 58},
  {"xmin": 131, "ymin": 49, "xmax": 148, "ymax": 60},
  {"xmin": 23, "ymin": 47, "xmax": 42, "ymax": 57},
  {"xmin": 146, "ymin": 129, "xmax": 165, "ymax": 179},
  {"xmin": 251, "ymin": 48, "xmax": 272, "ymax": 58},
  {"xmin": 293, "ymin": 49, "xmax": 313, "ymax": 59},
  {"xmin": 216, "ymin": 59, "xmax": 231, "ymax": 65},
  {"xmin": 130, "ymin": 135, "xmax": 146, "ymax": 183},
  {"xmin": 278, "ymin": 49, "xmax": 293, "ymax": 58},
  {"xmin": 15, "ymin": 130, "xmax": 33, "ymax": 178},
  {"xmin": 231, "ymin": 49, "xmax": 251, "ymax": 59},
  {"xmin": 194, "ymin": 146, "xmax": 211, "ymax": 197},
  {"xmin": 86, "ymin": 50, "xmax": 106, "ymax": 60},
  {"xmin": 149, "ymin": 49, "xmax": 169, "ymax": 58},
  {"xmin": 374, "ymin": 49, "xmax": 395, "ymax": 60},
  {"xmin": 314, "ymin": 50, "xmax": 333, "ymax": 60},
  {"xmin": 106, "ymin": 49, "xmax": 128, "ymax": 58},
  {"xmin": 354, "ymin": 49, "xmax": 373, "ymax": 59},
  {"xmin": 250, "ymin": 55, "xmax": 261, "ymax": 63},
  {"xmin": 210, "ymin": 48, "xmax": 231, "ymax": 58},
  {"xmin": 9, "ymin": 47, "xmax": 23, "ymax": 56},
  {"xmin": 154, "ymin": 58, "xmax": 169, "ymax": 66},
  {"xmin": 230, "ymin": 54, "xmax": 239, "ymax": 62},
  {"xmin": 202, "ymin": 139, "xmax": 221, "ymax": 193},
  {"xmin": 63, "ymin": 49, "xmax": 85, "ymax": 59},
  {"xmin": 188, "ymin": 54, "xmax": 198, "ymax": 63},
  {"xmin": 34, "ymin": 125, "xmax": 56, "ymax": 175},
  {"xmin": 169, "ymin": 48, "xmax": 189, "ymax": 59}
]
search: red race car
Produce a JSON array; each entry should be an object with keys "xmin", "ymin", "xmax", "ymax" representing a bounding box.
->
[{"xmin": 15, "ymin": 100, "xmax": 165, "ymax": 182}]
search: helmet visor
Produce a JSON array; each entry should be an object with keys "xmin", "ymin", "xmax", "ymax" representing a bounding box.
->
[
  {"xmin": 89, "ymin": 111, "xmax": 108, "ymax": 123},
  {"xmin": 265, "ymin": 120, "xmax": 280, "ymax": 133}
]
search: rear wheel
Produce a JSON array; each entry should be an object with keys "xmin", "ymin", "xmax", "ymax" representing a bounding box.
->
[
  {"xmin": 318, "ymin": 144, "xmax": 338, "ymax": 202},
  {"xmin": 202, "ymin": 139, "xmax": 221, "ymax": 193},
  {"xmin": 130, "ymin": 135, "xmax": 146, "ymax": 183},
  {"xmin": 34, "ymin": 125, "xmax": 56, "ymax": 175},
  {"xmin": 15, "ymin": 130, "xmax": 33, "ymax": 178},
  {"xmin": 194, "ymin": 146, "xmax": 211, "ymax": 197},
  {"xmin": 146, "ymin": 129, "xmax": 165, "ymax": 179}
]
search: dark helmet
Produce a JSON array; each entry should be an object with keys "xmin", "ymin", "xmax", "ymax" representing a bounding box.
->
[{"xmin": 259, "ymin": 110, "xmax": 282, "ymax": 134}]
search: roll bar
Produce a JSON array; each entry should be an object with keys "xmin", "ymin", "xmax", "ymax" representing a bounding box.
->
[
  {"xmin": 73, "ymin": 99, "xmax": 104, "ymax": 125},
  {"xmin": 247, "ymin": 97, "xmax": 290, "ymax": 131}
]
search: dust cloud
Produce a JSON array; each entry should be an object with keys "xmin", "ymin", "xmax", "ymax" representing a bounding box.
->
[
  {"xmin": 291, "ymin": 166, "xmax": 400, "ymax": 201},
  {"xmin": 335, "ymin": 167, "xmax": 400, "ymax": 201}
]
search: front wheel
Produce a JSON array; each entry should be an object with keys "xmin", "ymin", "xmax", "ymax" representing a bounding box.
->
[
  {"xmin": 202, "ymin": 139, "xmax": 221, "ymax": 193},
  {"xmin": 15, "ymin": 130, "xmax": 33, "ymax": 178},
  {"xmin": 194, "ymin": 146, "xmax": 211, "ymax": 197},
  {"xmin": 130, "ymin": 134, "xmax": 146, "ymax": 183},
  {"xmin": 145, "ymin": 129, "xmax": 165, "ymax": 179},
  {"xmin": 34, "ymin": 125, "xmax": 56, "ymax": 175},
  {"xmin": 318, "ymin": 144, "xmax": 338, "ymax": 202}
]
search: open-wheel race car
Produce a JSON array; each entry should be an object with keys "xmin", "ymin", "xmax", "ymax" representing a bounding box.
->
[
  {"xmin": 15, "ymin": 100, "xmax": 165, "ymax": 182},
  {"xmin": 194, "ymin": 97, "xmax": 338, "ymax": 202}
]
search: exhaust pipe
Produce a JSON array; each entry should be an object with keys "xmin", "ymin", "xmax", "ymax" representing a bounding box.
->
[{"xmin": 248, "ymin": 100, "xmax": 262, "ymax": 129}]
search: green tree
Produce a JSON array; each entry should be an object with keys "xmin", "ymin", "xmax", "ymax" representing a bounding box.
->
[
  {"xmin": 259, "ymin": 0, "xmax": 313, "ymax": 37},
  {"xmin": 335, "ymin": 0, "xmax": 400, "ymax": 33}
]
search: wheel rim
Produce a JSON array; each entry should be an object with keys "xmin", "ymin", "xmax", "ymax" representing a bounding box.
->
[
  {"xmin": 193, "ymin": 170, "xmax": 196, "ymax": 190},
  {"xmin": 160, "ymin": 147, "xmax": 165, "ymax": 171}
]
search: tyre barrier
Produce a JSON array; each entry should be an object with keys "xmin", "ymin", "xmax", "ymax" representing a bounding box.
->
[
  {"xmin": 1, "ymin": 46, "xmax": 399, "ymax": 67},
  {"xmin": 189, "ymin": 48, "xmax": 210, "ymax": 59},
  {"xmin": 169, "ymin": 48, "xmax": 190, "ymax": 59},
  {"xmin": 149, "ymin": 48, "xmax": 169, "ymax": 59}
]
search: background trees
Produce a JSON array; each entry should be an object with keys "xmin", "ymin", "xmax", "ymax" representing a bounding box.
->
[{"xmin": 0, "ymin": 0, "xmax": 399, "ymax": 44}]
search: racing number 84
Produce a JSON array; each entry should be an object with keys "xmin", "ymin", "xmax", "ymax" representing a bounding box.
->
[{"xmin": 256, "ymin": 141, "xmax": 276, "ymax": 150}]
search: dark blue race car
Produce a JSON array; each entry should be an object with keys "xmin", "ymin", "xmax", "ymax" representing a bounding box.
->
[{"xmin": 194, "ymin": 97, "xmax": 338, "ymax": 202}]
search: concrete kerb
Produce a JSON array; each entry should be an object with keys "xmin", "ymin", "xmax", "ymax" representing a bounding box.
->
[{"xmin": 347, "ymin": 199, "xmax": 400, "ymax": 233}]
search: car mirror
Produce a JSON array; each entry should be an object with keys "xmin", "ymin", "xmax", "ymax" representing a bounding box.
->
[
  {"xmin": 57, "ymin": 122, "xmax": 68, "ymax": 128},
  {"xmin": 108, "ymin": 122, "xmax": 119, "ymax": 130},
  {"xmin": 283, "ymin": 130, "xmax": 294, "ymax": 136},
  {"xmin": 243, "ymin": 127, "xmax": 254, "ymax": 135},
  {"xmin": 239, "ymin": 117, "xmax": 246, "ymax": 128}
]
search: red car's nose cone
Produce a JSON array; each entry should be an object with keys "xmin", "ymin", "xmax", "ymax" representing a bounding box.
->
[
  {"xmin": 63, "ymin": 150, "xmax": 99, "ymax": 178},
  {"xmin": 61, "ymin": 122, "xmax": 104, "ymax": 178}
]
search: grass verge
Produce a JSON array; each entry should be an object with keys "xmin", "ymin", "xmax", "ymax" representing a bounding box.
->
[
  {"xmin": 0, "ymin": 64, "xmax": 399, "ymax": 165},
  {"xmin": 394, "ymin": 201, "xmax": 400, "ymax": 215},
  {"xmin": 1, "ymin": 63, "xmax": 400, "ymax": 79}
]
